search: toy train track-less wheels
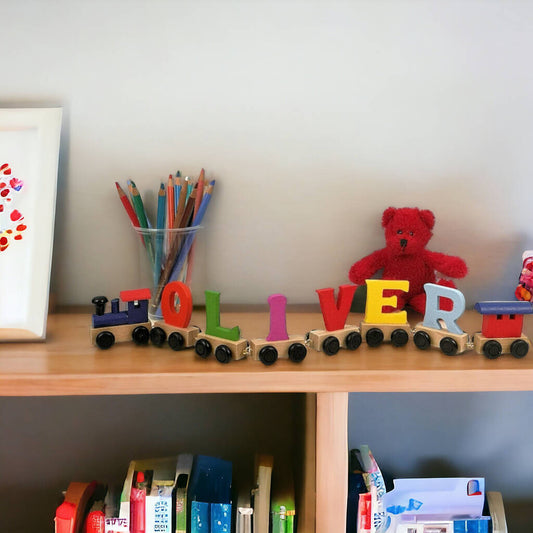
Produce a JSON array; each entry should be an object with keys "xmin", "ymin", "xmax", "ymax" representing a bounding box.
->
[
  {"xmin": 168, "ymin": 332, "xmax": 185, "ymax": 351},
  {"xmin": 288, "ymin": 342, "xmax": 307, "ymax": 363},
  {"xmin": 323, "ymin": 336, "xmax": 340, "ymax": 356},
  {"xmin": 413, "ymin": 331, "xmax": 431, "ymax": 350},
  {"xmin": 195, "ymin": 339, "xmax": 212, "ymax": 359},
  {"xmin": 95, "ymin": 330, "xmax": 115, "ymax": 350},
  {"xmin": 366, "ymin": 328, "xmax": 384, "ymax": 348},
  {"xmin": 440, "ymin": 337, "xmax": 459, "ymax": 356},
  {"xmin": 345, "ymin": 331, "xmax": 362, "ymax": 351},
  {"xmin": 215, "ymin": 345, "xmax": 232, "ymax": 364},
  {"xmin": 150, "ymin": 327, "xmax": 167, "ymax": 347},
  {"xmin": 259, "ymin": 346, "xmax": 278, "ymax": 366},
  {"xmin": 132, "ymin": 326, "xmax": 150, "ymax": 345},
  {"xmin": 510, "ymin": 339, "xmax": 529, "ymax": 359},
  {"xmin": 482, "ymin": 340, "xmax": 502, "ymax": 359},
  {"xmin": 391, "ymin": 329, "xmax": 409, "ymax": 347}
]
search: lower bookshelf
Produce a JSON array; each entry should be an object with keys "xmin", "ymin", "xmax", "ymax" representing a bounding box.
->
[{"xmin": 0, "ymin": 310, "xmax": 532, "ymax": 532}]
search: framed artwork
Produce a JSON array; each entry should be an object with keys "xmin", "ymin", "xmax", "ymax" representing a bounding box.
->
[{"xmin": 0, "ymin": 108, "xmax": 62, "ymax": 340}]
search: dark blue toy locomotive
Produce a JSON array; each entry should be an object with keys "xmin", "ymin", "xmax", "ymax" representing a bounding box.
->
[{"xmin": 90, "ymin": 288, "xmax": 151, "ymax": 349}]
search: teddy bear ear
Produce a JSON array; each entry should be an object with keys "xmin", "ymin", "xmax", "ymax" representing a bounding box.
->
[
  {"xmin": 418, "ymin": 209, "xmax": 435, "ymax": 230},
  {"xmin": 381, "ymin": 207, "xmax": 397, "ymax": 227}
]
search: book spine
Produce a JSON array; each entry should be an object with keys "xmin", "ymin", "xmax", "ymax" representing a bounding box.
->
[
  {"xmin": 211, "ymin": 503, "xmax": 231, "ymax": 533},
  {"xmin": 175, "ymin": 486, "xmax": 187, "ymax": 533},
  {"xmin": 190, "ymin": 501, "xmax": 210, "ymax": 533},
  {"xmin": 146, "ymin": 495, "xmax": 172, "ymax": 533}
]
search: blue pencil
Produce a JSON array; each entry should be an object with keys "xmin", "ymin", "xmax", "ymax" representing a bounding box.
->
[{"xmin": 168, "ymin": 180, "xmax": 215, "ymax": 282}]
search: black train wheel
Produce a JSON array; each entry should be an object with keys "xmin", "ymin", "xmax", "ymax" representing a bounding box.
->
[
  {"xmin": 168, "ymin": 332, "xmax": 185, "ymax": 351},
  {"xmin": 323, "ymin": 336, "xmax": 340, "ymax": 356},
  {"xmin": 215, "ymin": 345, "xmax": 232, "ymax": 364},
  {"xmin": 132, "ymin": 326, "xmax": 150, "ymax": 345},
  {"xmin": 413, "ymin": 331, "xmax": 431, "ymax": 350},
  {"xmin": 96, "ymin": 331, "xmax": 115, "ymax": 350},
  {"xmin": 150, "ymin": 326, "xmax": 167, "ymax": 347},
  {"xmin": 259, "ymin": 346, "xmax": 278, "ymax": 366},
  {"xmin": 288, "ymin": 342, "xmax": 307, "ymax": 363},
  {"xmin": 195, "ymin": 338, "xmax": 212, "ymax": 358},
  {"xmin": 345, "ymin": 331, "xmax": 362, "ymax": 351},
  {"xmin": 440, "ymin": 337, "xmax": 459, "ymax": 356},
  {"xmin": 510, "ymin": 339, "xmax": 529, "ymax": 359},
  {"xmin": 482, "ymin": 340, "xmax": 502, "ymax": 359},
  {"xmin": 391, "ymin": 329, "xmax": 409, "ymax": 347},
  {"xmin": 366, "ymin": 328, "xmax": 384, "ymax": 347}
]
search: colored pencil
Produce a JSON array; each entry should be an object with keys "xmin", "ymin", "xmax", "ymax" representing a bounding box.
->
[
  {"xmin": 167, "ymin": 174, "xmax": 175, "ymax": 231},
  {"xmin": 174, "ymin": 170, "xmax": 181, "ymax": 213},
  {"xmin": 154, "ymin": 183, "xmax": 166, "ymax": 286},
  {"xmin": 185, "ymin": 169, "xmax": 205, "ymax": 286},
  {"xmin": 175, "ymin": 175, "xmax": 189, "ymax": 229},
  {"xmin": 167, "ymin": 180, "xmax": 215, "ymax": 289},
  {"xmin": 128, "ymin": 179, "xmax": 154, "ymax": 264},
  {"xmin": 154, "ymin": 188, "xmax": 198, "ymax": 307},
  {"xmin": 115, "ymin": 182, "xmax": 140, "ymax": 228}
]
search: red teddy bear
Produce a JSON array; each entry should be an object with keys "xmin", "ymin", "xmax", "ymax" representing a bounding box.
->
[{"xmin": 349, "ymin": 207, "xmax": 467, "ymax": 314}]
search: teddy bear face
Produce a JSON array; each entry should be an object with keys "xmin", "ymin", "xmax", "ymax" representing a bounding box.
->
[{"xmin": 382, "ymin": 207, "xmax": 435, "ymax": 257}]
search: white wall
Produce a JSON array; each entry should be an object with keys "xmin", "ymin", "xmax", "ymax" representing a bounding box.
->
[{"xmin": 2, "ymin": 0, "xmax": 533, "ymax": 306}]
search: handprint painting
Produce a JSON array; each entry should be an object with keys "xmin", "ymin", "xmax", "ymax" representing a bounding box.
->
[
  {"xmin": 0, "ymin": 108, "xmax": 61, "ymax": 340},
  {"xmin": 0, "ymin": 163, "xmax": 27, "ymax": 252}
]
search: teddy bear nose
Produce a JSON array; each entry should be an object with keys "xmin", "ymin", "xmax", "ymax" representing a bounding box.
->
[{"xmin": 400, "ymin": 238, "xmax": 408, "ymax": 248}]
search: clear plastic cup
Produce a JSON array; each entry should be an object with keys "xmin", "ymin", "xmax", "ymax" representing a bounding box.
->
[{"xmin": 134, "ymin": 225, "xmax": 201, "ymax": 322}]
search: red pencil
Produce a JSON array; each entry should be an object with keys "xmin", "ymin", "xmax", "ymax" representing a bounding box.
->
[{"xmin": 115, "ymin": 181, "xmax": 140, "ymax": 227}]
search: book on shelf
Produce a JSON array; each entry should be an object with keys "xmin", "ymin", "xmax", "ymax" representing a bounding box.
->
[
  {"xmin": 120, "ymin": 456, "xmax": 178, "ymax": 533},
  {"xmin": 175, "ymin": 453, "xmax": 194, "ymax": 533},
  {"xmin": 187, "ymin": 455, "xmax": 233, "ymax": 533},
  {"xmin": 270, "ymin": 460, "xmax": 296, "ymax": 533},
  {"xmin": 252, "ymin": 454, "xmax": 274, "ymax": 533}
]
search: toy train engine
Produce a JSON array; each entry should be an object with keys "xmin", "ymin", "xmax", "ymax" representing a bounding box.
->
[
  {"xmin": 91, "ymin": 289, "xmax": 152, "ymax": 349},
  {"xmin": 473, "ymin": 301, "xmax": 533, "ymax": 359}
]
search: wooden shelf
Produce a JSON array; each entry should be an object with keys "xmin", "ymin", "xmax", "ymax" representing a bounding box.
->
[
  {"xmin": 2, "ymin": 309, "xmax": 531, "ymax": 532},
  {"xmin": 1, "ymin": 310, "xmax": 533, "ymax": 396}
]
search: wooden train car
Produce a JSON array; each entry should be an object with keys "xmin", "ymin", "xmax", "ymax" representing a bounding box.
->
[
  {"xmin": 194, "ymin": 332, "xmax": 249, "ymax": 363},
  {"xmin": 248, "ymin": 335, "xmax": 307, "ymax": 365},
  {"xmin": 150, "ymin": 321, "xmax": 201, "ymax": 351},
  {"xmin": 473, "ymin": 301, "xmax": 532, "ymax": 359},
  {"xmin": 307, "ymin": 325, "xmax": 362, "ymax": 355}
]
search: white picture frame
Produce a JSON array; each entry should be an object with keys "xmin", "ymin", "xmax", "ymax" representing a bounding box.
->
[{"xmin": 0, "ymin": 108, "xmax": 62, "ymax": 340}]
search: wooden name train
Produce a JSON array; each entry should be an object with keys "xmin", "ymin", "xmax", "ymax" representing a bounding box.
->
[{"xmin": 90, "ymin": 279, "xmax": 533, "ymax": 364}]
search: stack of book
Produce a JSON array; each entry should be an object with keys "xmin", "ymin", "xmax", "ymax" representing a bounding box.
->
[{"xmin": 54, "ymin": 452, "xmax": 297, "ymax": 533}]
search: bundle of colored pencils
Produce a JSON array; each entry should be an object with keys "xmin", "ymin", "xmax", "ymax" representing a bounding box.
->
[{"xmin": 115, "ymin": 169, "xmax": 215, "ymax": 309}]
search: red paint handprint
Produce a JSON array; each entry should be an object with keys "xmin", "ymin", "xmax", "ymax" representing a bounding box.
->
[{"xmin": 0, "ymin": 163, "xmax": 26, "ymax": 251}]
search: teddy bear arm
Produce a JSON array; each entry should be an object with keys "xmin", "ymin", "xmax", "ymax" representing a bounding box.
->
[
  {"xmin": 349, "ymin": 249, "xmax": 387, "ymax": 285},
  {"xmin": 424, "ymin": 251, "xmax": 468, "ymax": 279}
]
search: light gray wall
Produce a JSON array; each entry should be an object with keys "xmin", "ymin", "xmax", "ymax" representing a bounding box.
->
[{"xmin": 1, "ymin": 0, "xmax": 532, "ymax": 306}]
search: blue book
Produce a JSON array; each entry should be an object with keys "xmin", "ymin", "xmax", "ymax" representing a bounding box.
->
[
  {"xmin": 188, "ymin": 455, "xmax": 232, "ymax": 504},
  {"xmin": 191, "ymin": 501, "xmax": 210, "ymax": 533},
  {"xmin": 211, "ymin": 503, "xmax": 232, "ymax": 533},
  {"xmin": 187, "ymin": 455, "xmax": 233, "ymax": 533}
]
